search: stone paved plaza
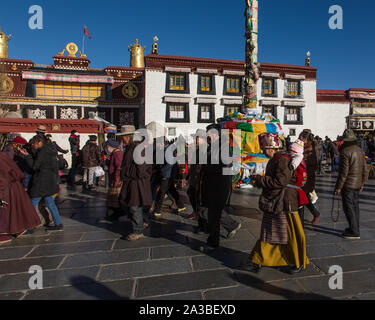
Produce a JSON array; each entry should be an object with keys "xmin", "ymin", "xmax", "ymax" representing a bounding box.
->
[{"xmin": 0, "ymin": 174, "xmax": 374, "ymax": 300}]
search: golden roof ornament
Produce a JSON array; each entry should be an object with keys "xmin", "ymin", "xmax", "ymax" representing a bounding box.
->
[
  {"xmin": 128, "ymin": 39, "xmax": 145, "ymax": 68},
  {"xmin": 305, "ymin": 51, "xmax": 311, "ymax": 66},
  {"xmin": 152, "ymin": 36, "xmax": 159, "ymax": 54},
  {"xmin": 66, "ymin": 42, "xmax": 79, "ymax": 57},
  {"xmin": 0, "ymin": 26, "xmax": 12, "ymax": 59}
]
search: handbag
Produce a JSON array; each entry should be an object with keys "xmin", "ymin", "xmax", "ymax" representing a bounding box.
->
[
  {"xmin": 94, "ymin": 166, "xmax": 105, "ymax": 177},
  {"xmin": 258, "ymin": 188, "xmax": 285, "ymax": 215}
]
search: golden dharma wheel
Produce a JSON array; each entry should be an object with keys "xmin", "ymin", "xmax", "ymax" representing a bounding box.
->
[
  {"xmin": 0, "ymin": 75, "xmax": 14, "ymax": 95},
  {"xmin": 122, "ymin": 82, "xmax": 139, "ymax": 99}
]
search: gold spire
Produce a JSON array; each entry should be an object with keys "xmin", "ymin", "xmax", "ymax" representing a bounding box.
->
[
  {"xmin": 305, "ymin": 51, "xmax": 311, "ymax": 66},
  {"xmin": 152, "ymin": 36, "xmax": 159, "ymax": 54},
  {"xmin": 128, "ymin": 39, "xmax": 145, "ymax": 68},
  {"xmin": 0, "ymin": 26, "xmax": 12, "ymax": 58}
]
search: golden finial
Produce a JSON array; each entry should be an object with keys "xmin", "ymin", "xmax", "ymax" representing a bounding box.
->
[
  {"xmin": 305, "ymin": 51, "xmax": 311, "ymax": 66},
  {"xmin": 152, "ymin": 36, "xmax": 159, "ymax": 55},
  {"xmin": 0, "ymin": 26, "xmax": 12, "ymax": 59},
  {"xmin": 129, "ymin": 39, "xmax": 145, "ymax": 68}
]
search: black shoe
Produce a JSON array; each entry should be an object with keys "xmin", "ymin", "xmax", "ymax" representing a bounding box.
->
[
  {"xmin": 342, "ymin": 231, "xmax": 360, "ymax": 240},
  {"xmin": 194, "ymin": 227, "xmax": 205, "ymax": 235},
  {"xmin": 46, "ymin": 224, "xmax": 64, "ymax": 232},
  {"xmin": 238, "ymin": 261, "xmax": 262, "ymax": 273},
  {"xmin": 288, "ymin": 265, "xmax": 304, "ymax": 275}
]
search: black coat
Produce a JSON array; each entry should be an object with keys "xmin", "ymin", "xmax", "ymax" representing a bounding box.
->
[
  {"xmin": 26, "ymin": 143, "xmax": 59, "ymax": 198},
  {"xmin": 201, "ymin": 140, "xmax": 232, "ymax": 209}
]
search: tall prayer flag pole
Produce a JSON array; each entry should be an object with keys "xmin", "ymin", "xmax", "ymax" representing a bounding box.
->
[{"xmin": 244, "ymin": 0, "xmax": 260, "ymax": 110}]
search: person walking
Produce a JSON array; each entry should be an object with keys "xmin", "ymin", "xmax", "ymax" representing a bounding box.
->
[
  {"xmin": 67, "ymin": 130, "xmax": 80, "ymax": 186},
  {"xmin": 118, "ymin": 126, "xmax": 153, "ymax": 241},
  {"xmin": 105, "ymin": 139, "xmax": 124, "ymax": 221},
  {"xmin": 81, "ymin": 135, "xmax": 101, "ymax": 191},
  {"xmin": 328, "ymin": 139, "xmax": 340, "ymax": 173},
  {"xmin": 24, "ymin": 135, "xmax": 63, "ymax": 231},
  {"xmin": 199, "ymin": 124, "xmax": 232, "ymax": 253},
  {"xmin": 335, "ymin": 129, "xmax": 368, "ymax": 240},
  {"xmin": 299, "ymin": 130, "xmax": 322, "ymax": 224},
  {"xmin": 239, "ymin": 133, "xmax": 309, "ymax": 274}
]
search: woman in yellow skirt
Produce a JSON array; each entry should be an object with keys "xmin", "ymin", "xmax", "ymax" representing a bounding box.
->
[{"xmin": 239, "ymin": 133, "xmax": 309, "ymax": 274}]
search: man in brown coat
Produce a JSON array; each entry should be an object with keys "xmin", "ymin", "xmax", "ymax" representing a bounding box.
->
[
  {"xmin": 335, "ymin": 129, "xmax": 367, "ymax": 240},
  {"xmin": 118, "ymin": 126, "xmax": 152, "ymax": 241}
]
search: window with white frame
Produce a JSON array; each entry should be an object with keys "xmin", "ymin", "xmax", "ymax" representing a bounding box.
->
[
  {"xmin": 198, "ymin": 104, "xmax": 215, "ymax": 123},
  {"xmin": 166, "ymin": 103, "xmax": 190, "ymax": 123},
  {"xmin": 284, "ymin": 107, "xmax": 303, "ymax": 124}
]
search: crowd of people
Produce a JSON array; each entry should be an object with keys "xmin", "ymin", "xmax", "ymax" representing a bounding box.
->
[{"xmin": 0, "ymin": 123, "xmax": 370, "ymax": 275}]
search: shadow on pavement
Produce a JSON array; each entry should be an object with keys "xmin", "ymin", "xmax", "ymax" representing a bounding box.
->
[
  {"xmin": 231, "ymin": 272, "xmax": 332, "ymax": 300},
  {"xmin": 71, "ymin": 276, "xmax": 129, "ymax": 300}
]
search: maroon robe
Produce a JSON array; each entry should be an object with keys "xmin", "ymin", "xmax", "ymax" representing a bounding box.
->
[{"xmin": 0, "ymin": 152, "xmax": 41, "ymax": 235}]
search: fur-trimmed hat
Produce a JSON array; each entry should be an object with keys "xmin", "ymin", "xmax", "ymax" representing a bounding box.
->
[{"xmin": 258, "ymin": 133, "xmax": 282, "ymax": 149}]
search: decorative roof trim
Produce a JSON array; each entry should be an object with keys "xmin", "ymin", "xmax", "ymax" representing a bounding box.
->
[
  {"xmin": 22, "ymin": 71, "xmax": 114, "ymax": 84},
  {"xmin": 165, "ymin": 66, "xmax": 191, "ymax": 73}
]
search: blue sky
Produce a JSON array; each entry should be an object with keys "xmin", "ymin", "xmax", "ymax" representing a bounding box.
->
[{"xmin": 1, "ymin": 0, "xmax": 374, "ymax": 90}]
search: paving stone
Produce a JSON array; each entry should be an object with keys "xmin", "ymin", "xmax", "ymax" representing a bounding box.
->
[
  {"xmin": 192, "ymin": 250, "xmax": 249, "ymax": 270},
  {"xmin": 99, "ymin": 257, "xmax": 192, "ymax": 281},
  {"xmin": 0, "ymin": 266, "xmax": 99, "ymax": 292},
  {"xmin": 336, "ymin": 240, "xmax": 375, "ymax": 254},
  {"xmin": 151, "ymin": 245, "xmax": 203, "ymax": 259},
  {"xmin": 0, "ymin": 246, "xmax": 35, "ymax": 261},
  {"xmin": 0, "ymin": 256, "xmax": 64, "ymax": 275},
  {"xmin": 80, "ymin": 231, "xmax": 121, "ymax": 241},
  {"xmin": 0, "ymin": 233, "xmax": 83, "ymax": 248},
  {"xmin": 61, "ymin": 248, "xmax": 149, "ymax": 269},
  {"xmin": 59, "ymin": 225, "xmax": 105, "ymax": 234},
  {"xmin": 140, "ymin": 291, "xmax": 204, "ymax": 300},
  {"xmin": 297, "ymin": 270, "xmax": 375, "ymax": 298},
  {"xmin": 307, "ymin": 244, "xmax": 347, "ymax": 259},
  {"xmin": 27, "ymin": 240, "xmax": 114, "ymax": 258},
  {"xmin": 0, "ymin": 292, "xmax": 25, "ymax": 300},
  {"xmin": 113, "ymin": 235, "xmax": 188, "ymax": 250},
  {"xmin": 312, "ymin": 253, "xmax": 375, "ymax": 273},
  {"xmin": 24, "ymin": 279, "xmax": 134, "ymax": 300},
  {"xmin": 135, "ymin": 269, "xmax": 237, "ymax": 298},
  {"xmin": 351, "ymin": 292, "xmax": 375, "ymax": 300}
]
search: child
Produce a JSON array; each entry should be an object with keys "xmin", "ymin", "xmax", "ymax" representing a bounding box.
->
[{"xmin": 289, "ymin": 139, "xmax": 309, "ymax": 227}]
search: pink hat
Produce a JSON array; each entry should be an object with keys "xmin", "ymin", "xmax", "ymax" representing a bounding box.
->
[
  {"xmin": 258, "ymin": 133, "xmax": 281, "ymax": 149},
  {"xmin": 290, "ymin": 139, "xmax": 304, "ymax": 154}
]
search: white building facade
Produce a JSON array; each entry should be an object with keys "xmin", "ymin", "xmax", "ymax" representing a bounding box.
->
[{"xmin": 144, "ymin": 54, "xmax": 323, "ymax": 140}]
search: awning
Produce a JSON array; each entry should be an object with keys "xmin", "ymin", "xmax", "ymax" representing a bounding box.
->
[
  {"xmin": 260, "ymin": 99, "xmax": 280, "ymax": 106},
  {"xmin": 283, "ymin": 100, "xmax": 305, "ymax": 107},
  {"xmin": 164, "ymin": 96, "xmax": 191, "ymax": 103},
  {"xmin": 223, "ymin": 70, "xmax": 245, "ymax": 76},
  {"xmin": 196, "ymin": 97, "xmax": 217, "ymax": 104},
  {"xmin": 222, "ymin": 98, "xmax": 243, "ymax": 105},
  {"xmin": 284, "ymin": 74, "xmax": 306, "ymax": 80},
  {"xmin": 165, "ymin": 66, "xmax": 191, "ymax": 73},
  {"xmin": 22, "ymin": 71, "xmax": 114, "ymax": 84},
  {"xmin": 196, "ymin": 68, "xmax": 218, "ymax": 74},
  {"xmin": 261, "ymin": 72, "xmax": 280, "ymax": 78}
]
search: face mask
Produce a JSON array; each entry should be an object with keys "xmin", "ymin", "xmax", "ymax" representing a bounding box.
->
[{"xmin": 106, "ymin": 147, "xmax": 115, "ymax": 154}]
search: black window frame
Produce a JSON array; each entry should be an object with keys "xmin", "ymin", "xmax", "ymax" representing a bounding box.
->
[
  {"xmin": 223, "ymin": 76, "xmax": 243, "ymax": 96},
  {"xmin": 166, "ymin": 72, "xmax": 190, "ymax": 94},
  {"xmin": 284, "ymin": 106, "xmax": 303, "ymax": 125},
  {"xmin": 198, "ymin": 104, "xmax": 215, "ymax": 123},
  {"xmin": 262, "ymin": 105, "xmax": 278, "ymax": 118},
  {"xmin": 262, "ymin": 78, "xmax": 278, "ymax": 97},
  {"xmin": 197, "ymin": 74, "xmax": 216, "ymax": 95},
  {"xmin": 289, "ymin": 128, "xmax": 297, "ymax": 137},
  {"xmin": 224, "ymin": 105, "xmax": 241, "ymax": 117},
  {"xmin": 166, "ymin": 102, "xmax": 190, "ymax": 123},
  {"xmin": 284, "ymin": 80, "xmax": 303, "ymax": 99}
]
